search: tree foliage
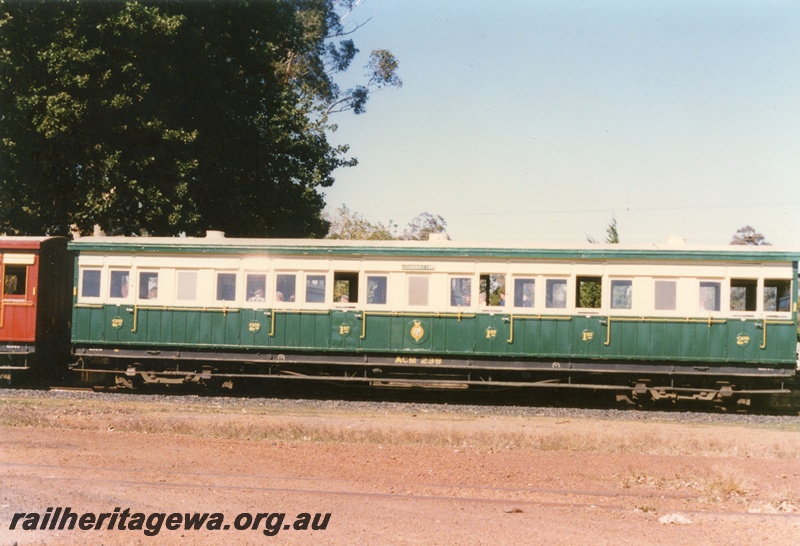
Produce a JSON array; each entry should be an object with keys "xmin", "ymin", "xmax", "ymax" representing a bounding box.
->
[
  {"xmin": 325, "ymin": 208, "xmax": 448, "ymax": 241},
  {"xmin": 324, "ymin": 204, "xmax": 395, "ymax": 240},
  {"xmin": 587, "ymin": 215, "xmax": 619, "ymax": 244},
  {"xmin": 399, "ymin": 212, "xmax": 448, "ymax": 241},
  {"xmin": 0, "ymin": 0, "xmax": 401, "ymax": 237},
  {"xmin": 730, "ymin": 225, "xmax": 770, "ymax": 246}
]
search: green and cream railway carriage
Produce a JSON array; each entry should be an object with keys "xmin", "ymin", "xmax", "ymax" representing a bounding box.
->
[{"xmin": 69, "ymin": 233, "xmax": 799, "ymax": 404}]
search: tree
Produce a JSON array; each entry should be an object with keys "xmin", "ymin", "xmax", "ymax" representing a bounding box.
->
[
  {"xmin": 399, "ymin": 212, "xmax": 448, "ymax": 241},
  {"xmin": 730, "ymin": 225, "xmax": 770, "ymax": 246},
  {"xmin": 324, "ymin": 207, "xmax": 449, "ymax": 241},
  {"xmin": 324, "ymin": 204, "xmax": 396, "ymax": 240},
  {"xmin": 0, "ymin": 0, "xmax": 400, "ymax": 237},
  {"xmin": 587, "ymin": 215, "xmax": 619, "ymax": 244}
]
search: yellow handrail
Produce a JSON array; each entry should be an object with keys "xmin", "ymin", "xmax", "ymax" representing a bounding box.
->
[
  {"xmin": 131, "ymin": 305, "xmax": 138, "ymax": 333},
  {"xmin": 269, "ymin": 308, "xmax": 276, "ymax": 337},
  {"xmin": 506, "ymin": 315, "xmax": 573, "ymax": 344}
]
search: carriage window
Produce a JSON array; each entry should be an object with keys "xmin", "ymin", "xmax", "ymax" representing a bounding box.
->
[
  {"xmin": 545, "ymin": 279, "xmax": 567, "ymax": 309},
  {"xmin": 109, "ymin": 270, "xmax": 131, "ymax": 299},
  {"xmin": 216, "ymin": 273, "xmax": 236, "ymax": 301},
  {"xmin": 514, "ymin": 279, "xmax": 535, "ymax": 308},
  {"xmin": 3, "ymin": 265, "xmax": 27, "ymax": 296},
  {"xmin": 246, "ymin": 274, "xmax": 266, "ymax": 302},
  {"xmin": 367, "ymin": 276, "xmax": 387, "ymax": 304},
  {"xmin": 81, "ymin": 269, "xmax": 101, "ymax": 298},
  {"xmin": 276, "ymin": 274, "xmax": 296, "ymax": 303},
  {"xmin": 177, "ymin": 271, "xmax": 198, "ymax": 301},
  {"xmin": 699, "ymin": 281, "xmax": 721, "ymax": 312},
  {"xmin": 480, "ymin": 274, "xmax": 506, "ymax": 306},
  {"xmin": 334, "ymin": 272, "xmax": 358, "ymax": 303},
  {"xmin": 611, "ymin": 280, "xmax": 632, "ymax": 310},
  {"xmin": 577, "ymin": 276, "xmax": 602, "ymax": 309},
  {"xmin": 139, "ymin": 272, "xmax": 159, "ymax": 300},
  {"xmin": 764, "ymin": 279, "xmax": 791, "ymax": 312},
  {"xmin": 408, "ymin": 276, "xmax": 429, "ymax": 306},
  {"xmin": 306, "ymin": 275, "xmax": 326, "ymax": 303},
  {"xmin": 654, "ymin": 280, "xmax": 676, "ymax": 311},
  {"xmin": 450, "ymin": 277, "xmax": 472, "ymax": 306},
  {"xmin": 730, "ymin": 279, "xmax": 757, "ymax": 312}
]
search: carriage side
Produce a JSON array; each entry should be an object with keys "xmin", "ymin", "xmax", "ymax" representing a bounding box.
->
[{"xmin": 69, "ymin": 236, "xmax": 798, "ymax": 402}]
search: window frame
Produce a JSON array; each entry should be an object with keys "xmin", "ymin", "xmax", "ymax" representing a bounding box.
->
[
  {"xmin": 305, "ymin": 273, "xmax": 328, "ymax": 305},
  {"xmin": 698, "ymin": 280, "xmax": 722, "ymax": 313},
  {"xmin": 275, "ymin": 272, "xmax": 297, "ymax": 305},
  {"xmin": 512, "ymin": 277, "xmax": 536, "ymax": 309},
  {"xmin": 479, "ymin": 273, "xmax": 507, "ymax": 307},
  {"xmin": 138, "ymin": 271, "xmax": 160, "ymax": 302},
  {"xmin": 449, "ymin": 276, "xmax": 473, "ymax": 308},
  {"xmin": 79, "ymin": 268, "xmax": 102, "ymax": 301},
  {"xmin": 365, "ymin": 274, "xmax": 389, "ymax": 306},
  {"xmin": 545, "ymin": 278, "xmax": 568, "ymax": 310},
  {"xmin": 2, "ymin": 264, "xmax": 29, "ymax": 299},
  {"xmin": 609, "ymin": 279, "xmax": 633, "ymax": 311},
  {"xmin": 215, "ymin": 272, "xmax": 237, "ymax": 303},
  {"xmin": 763, "ymin": 278, "xmax": 792, "ymax": 314},
  {"xmin": 108, "ymin": 269, "xmax": 132, "ymax": 301}
]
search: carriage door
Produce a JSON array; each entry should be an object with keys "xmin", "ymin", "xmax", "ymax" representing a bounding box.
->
[{"xmin": 0, "ymin": 253, "xmax": 38, "ymax": 342}]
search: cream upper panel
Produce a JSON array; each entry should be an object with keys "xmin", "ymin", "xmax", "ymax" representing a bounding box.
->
[{"xmin": 74, "ymin": 252, "xmax": 795, "ymax": 317}]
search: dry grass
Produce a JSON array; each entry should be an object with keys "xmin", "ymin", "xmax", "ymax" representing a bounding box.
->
[
  {"xmin": 620, "ymin": 465, "xmax": 753, "ymax": 502},
  {"xmin": 3, "ymin": 396, "xmax": 800, "ymax": 460}
]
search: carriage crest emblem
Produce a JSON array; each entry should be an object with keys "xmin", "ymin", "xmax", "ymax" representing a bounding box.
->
[{"xmin": 410, "ymin": 321, "xmax": 425, "ymax": 342}]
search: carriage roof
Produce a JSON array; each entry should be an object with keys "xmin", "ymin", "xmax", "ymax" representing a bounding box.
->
[{"xmin": 68, "ymin": 234, "xmax": 800, "ymax": 263}]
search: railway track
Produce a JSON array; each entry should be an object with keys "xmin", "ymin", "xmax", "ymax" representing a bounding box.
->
[{"xmin": 0, "ymin": 385, "xmax": 790, "ymax": 422}]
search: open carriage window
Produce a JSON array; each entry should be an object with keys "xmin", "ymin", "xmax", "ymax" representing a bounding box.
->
[
  {"xmin": 577, "ymin": 276, "xmax": 602, "ymax": 309},
  {"xmin": 334, "ymin": 272, "xmax": 359, "ymax": 303},
  {"xmin": 3, "ymin": 265, "xmax": 27, "ymax": 296},
  {"xmin": 730, "ymin": 279, "xmax": 757, "ymax": 312},
  {"xmin": 480, "ymin": 274, "xmax": 506, "ymax": 306},
  {"xmin": 764, "ymin": 279, "xmax": 791, "ymax": 312}
]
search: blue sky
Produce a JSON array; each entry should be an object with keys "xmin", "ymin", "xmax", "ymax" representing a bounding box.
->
[{"xmin": 323, "ymin": 0, "xmax": 800, "ymax": 246}]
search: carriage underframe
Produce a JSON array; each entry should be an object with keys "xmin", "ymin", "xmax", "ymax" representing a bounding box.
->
[{"xmin": 72, "ymin": 346, "xmax": 798, "ymax": 407}]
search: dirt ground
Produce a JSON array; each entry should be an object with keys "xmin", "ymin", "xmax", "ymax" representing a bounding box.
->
[{"xmin": 1, "ymin": 394, "xmax": 799, "ymax": 545}]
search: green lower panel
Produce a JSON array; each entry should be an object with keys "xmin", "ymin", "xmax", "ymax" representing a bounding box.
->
[{"xmin": 71, "ymin": 306, "xmax": 797, "ymax": 365}]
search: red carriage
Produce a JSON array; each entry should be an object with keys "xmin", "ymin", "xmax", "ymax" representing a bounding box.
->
[{"xmin": 1, "ymin": 237, "xmax": 72, "ymax": 384}]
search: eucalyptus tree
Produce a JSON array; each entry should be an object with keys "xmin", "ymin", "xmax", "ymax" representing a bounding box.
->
[{"xmin": 0, "ymin": 0, "xmax": 400, "ymax": 237}]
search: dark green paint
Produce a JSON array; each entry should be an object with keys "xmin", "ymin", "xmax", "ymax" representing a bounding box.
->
[{"xmin": 71, "ymin": 306, "xmax": 797, "ymax": 367}]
